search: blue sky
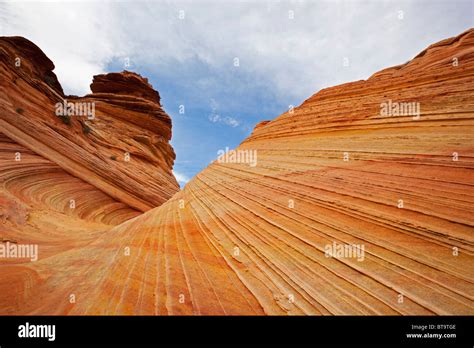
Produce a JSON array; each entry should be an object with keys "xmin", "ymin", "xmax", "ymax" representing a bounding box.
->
[
  {"xmin": 111, "ymin": 58, "xmax": 293, "ymax": 184},
  {"xmin": 1, "ymin": 0, "xmax": 473, "ymax": 185}
]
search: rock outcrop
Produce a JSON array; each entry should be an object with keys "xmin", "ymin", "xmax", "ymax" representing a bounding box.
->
[
  {"xmin": 1, "ymin": 30, "xmax": 473, "ymax": 315},
  {"xmin": 0, "ymin": 37, "xmax": 179, "ymax": 213},
  {"xmin": 0, "ymin": 36, "xmax": 180, "ymax": 313}
]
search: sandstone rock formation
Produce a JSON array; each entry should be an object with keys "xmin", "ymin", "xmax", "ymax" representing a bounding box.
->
[
  {"xmin": 0, "ymin": 37, "xmax": 179, "ymax": 213},
  {"xmin": 0, "ymin": 36, "xmax": 179, "ymax": 313},
  {"xmin": 0, "ymin": 30, "xmax": 473, "ymax": 315}
]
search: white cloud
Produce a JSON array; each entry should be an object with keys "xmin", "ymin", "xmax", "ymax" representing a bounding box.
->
[
  {"xmin": 0, "ymin": 1, "xmax": 119, "ymax": 95},
  {"xmin": 223, "ymin": 116, "xmax": 240, "ymax": 127},
  {"xmin": 208, "ymin": 98, "xmax": 240, "ymax": 127},
  {"xmin": 208, "ymin": 113, "xmax": 240, "ymax": 127},
  {"xmin": 173, "ymin": 170, "xmax": 190, "ymax": 186},
  {"xmin": 1, "ymin": 0, "xmax": 472, "ymax": 101},
  {"xmin": 208, "ymin": 114, "xmax": 221, "ymax": 123}
]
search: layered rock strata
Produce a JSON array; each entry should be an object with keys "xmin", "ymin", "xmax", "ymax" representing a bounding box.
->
[
  {"xmin": 0, "ymin": 37, "xmax": 179, "ymax": 212},
  {"xmin": 1, "ymin": 30, "xmax": 473, "ymax": 315}
]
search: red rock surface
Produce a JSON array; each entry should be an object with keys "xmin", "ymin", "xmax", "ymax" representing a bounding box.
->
[
  {"xmin": 0, "ymin": 37, "xmax": 179, "ymax": 212},
  {"xmin": 0, "ymin": 36, "xmax": 179, "ymax": 313},
  {"xmin": 0, "ymin": 30, "xmax": 473, "ymax": 315}
]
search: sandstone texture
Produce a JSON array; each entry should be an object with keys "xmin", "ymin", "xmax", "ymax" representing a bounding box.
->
[
  {"xmin": 0, "ymin": 30, "xmax": 473, "ymax": 315},
  {"xmin": 0, "ymin": 37, "xmax": 179, "ymax": 212}
]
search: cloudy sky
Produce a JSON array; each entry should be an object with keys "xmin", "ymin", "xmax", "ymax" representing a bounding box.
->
[{"xmin": 1, "ymin": 0, "xmax": 473, "ymax": 185}]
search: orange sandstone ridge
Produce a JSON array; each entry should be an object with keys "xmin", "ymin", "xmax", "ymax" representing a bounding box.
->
[
  {"xmin": 0, "ymin": 37, "xmax": 179, "ymax": 213},
  {"xmin": 1, "ymin": 30, "xmax": 474, "ymax": 315}
]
